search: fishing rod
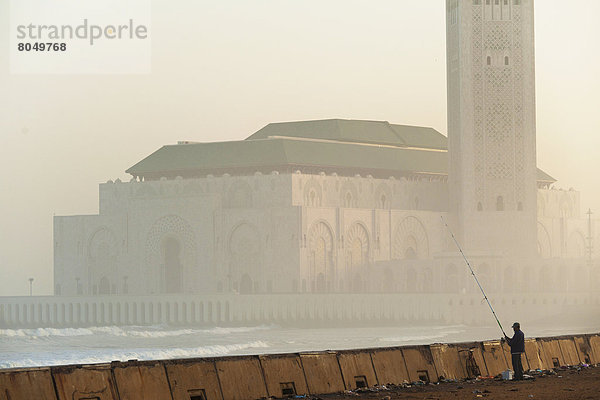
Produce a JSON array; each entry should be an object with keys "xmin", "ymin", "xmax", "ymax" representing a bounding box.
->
[{"xmin": 440, "ymin": 216, "xmax": 507, "ymax": 337}]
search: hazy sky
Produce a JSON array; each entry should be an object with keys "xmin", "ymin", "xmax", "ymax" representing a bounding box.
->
[{"xmin": 1, "ymin": 0, "xmax": 599, "ymax": 296}]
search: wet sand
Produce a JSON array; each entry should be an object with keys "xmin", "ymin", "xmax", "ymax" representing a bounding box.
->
[{"xmin": 314, "ymin": 365, "xmax": 600, "ymax": 400}]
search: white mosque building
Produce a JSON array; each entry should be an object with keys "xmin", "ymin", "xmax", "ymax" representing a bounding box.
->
[{"xmin": 53, "ymin": 0, "xmax": 598, "ymax": 300}]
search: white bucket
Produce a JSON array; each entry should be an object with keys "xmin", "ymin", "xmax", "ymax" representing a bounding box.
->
[{"xmin": 502, "ymin": 370, "xmax": 514, "ymax": 380}]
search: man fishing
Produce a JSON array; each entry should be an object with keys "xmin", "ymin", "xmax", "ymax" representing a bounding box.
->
[
  {"xmin": 504, "ymin": 322, "xmax": 525, "ymax": 380},
  {"xmin": 442, "ymin": 217, "xmax": 525, "ymax": 380}
]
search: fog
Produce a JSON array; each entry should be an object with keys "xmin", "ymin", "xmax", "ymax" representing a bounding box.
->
[{"xmin": 1, "ymin": 0, "xmax": 599, "ymax": 300}]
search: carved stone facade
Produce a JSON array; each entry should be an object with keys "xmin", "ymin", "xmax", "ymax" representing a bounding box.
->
[
  {"xmin": 446, "ymin": 0, "xmax": 538, "ymax": 256},
  {"xmin": 54, "ymin": 169, "xmax": 598, "ymax": 296}
]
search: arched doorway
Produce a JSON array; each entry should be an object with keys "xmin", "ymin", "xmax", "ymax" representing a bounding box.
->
[
  {"xmin": 308, "ymin": 221, "xmax": 334, "ymax": 293},
  {"xmin": 163, "ymin": 237, "xmax": 182, "ymax": 293},
  {"xmin": 229, "ymin": 223, "xmax": 261, "ymax": 294}
]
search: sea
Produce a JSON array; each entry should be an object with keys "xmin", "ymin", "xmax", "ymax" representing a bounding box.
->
[{"xmin": 2, "ymin": 321, "xmax": 599, "ymax": 369}]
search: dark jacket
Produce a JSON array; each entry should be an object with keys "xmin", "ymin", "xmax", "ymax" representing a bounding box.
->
[{"xmin": 506, "ymin": 330, "xmax": 525, "ymax": 353}]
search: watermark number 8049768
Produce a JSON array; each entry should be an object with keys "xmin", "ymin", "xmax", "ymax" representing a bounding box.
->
[{"xmin": 18, "ymin": 42, "xmax": 67, "ymax": 52}]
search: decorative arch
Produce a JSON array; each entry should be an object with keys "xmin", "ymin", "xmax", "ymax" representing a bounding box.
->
[
  {"xmin": 88, "ymin": 227, "xmax": 118, "ymax": 295},
  {"xmin": 307, "ymin": 221, "xmax": 335, "ymax": 292},
  {"xmin": 374, "ymin": 183, "xmax": 392, "ymax": 209},
  {"xmin": 392, "ymin": 216, "xmax": 429, "ymax": 259},
  {"xmin": 567, "ymin": 231, "xmax": 586, "ymax": 259},
  {"xmin": 537, "ymin": 222, "xmax": 552, "ymax": 258},
  {"xmin": 303, "ymin": 178, "xmax": 323, "ymax": 207},
  {"xmin": 345, "ymin": 222, "xmax": 370, "ymax": 269},
  {"xmin": 228, "ymin": 222, "xmax": 261, "ymax": 294},
  {"xmin": 339, "ymin": 181, "xmax": 358, "ymax": 208},
  {"xmin": 496, "ymin": 196, "xmax": 504, "ymax": 211},
  {"xmin": 146, "ymin": 215, "xmax": 196, "ymax": 294},
  {"xmin": 226, "ymin": 180, "xmax": 252, "ymax": 208}
]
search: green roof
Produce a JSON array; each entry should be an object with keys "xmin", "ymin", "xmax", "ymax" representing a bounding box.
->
[
  {"xmin": 126, "ymin": 119, "xmax": 556, "ymax": 183},
  {"xmin": 126, "ymin": 137, "xmax": 447, "ymax": 177},
  {"xmin": 246, "ymin": 119, "xmax": 447, "ymax": 149}
]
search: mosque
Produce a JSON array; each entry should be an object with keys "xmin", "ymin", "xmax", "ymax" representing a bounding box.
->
[{"xmin": 53, "ymin": 0, "xmax": 598, "ymax": 300}]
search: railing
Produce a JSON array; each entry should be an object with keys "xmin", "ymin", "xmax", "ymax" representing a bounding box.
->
[{"xmin": 0, "ymin": 292, "xmax": 597, "ymax": 328}]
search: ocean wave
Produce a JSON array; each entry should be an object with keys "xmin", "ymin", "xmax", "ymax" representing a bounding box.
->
[
  {"xmin": 0, "ymin": 340, "xmax": 270, "ymax": 369},
  {"xmin": 0, "ymin": 327, "xmax": 95, "ymax": 338},
  {"xmin": 0, "ymin": 324, "xmax": 275, "ymax": 339},
  {"xmin": 377, "ymin": 334, "xmax": 448, "ymax": 343}
]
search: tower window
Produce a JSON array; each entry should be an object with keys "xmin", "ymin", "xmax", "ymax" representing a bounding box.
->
[
  {"xmin": 477, "ymin": 202, "xmax": 483, "ymax": 212},
  {"xmin": 486, "ymin": 0, "xmax": 490, "ymax": 4},
  {"xmin": 505, "ymin": 56, "xmax": 509, "ymax": 65},
  {"xmin": 496, "ymin": 196, "xmax": 504, "ymax": 211},
  {"xmin": 473, "ymin": 0, "xmax": 481, "ymax": 4},
  {"xmin": 514, "ymin": 0, "xmax": 521, "ymax": 4},
  {"xmin": 495, "ymin": 0, "xmax": 499, "ymax": 4},
  {"xmin": 518, "ymin": 202, "xmax": 523, "ymax": 211},
  {"xmin": 487, "ymin": 56, "xmax": 492, "ymax": 66}
]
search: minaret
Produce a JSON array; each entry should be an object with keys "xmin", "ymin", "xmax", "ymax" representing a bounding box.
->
[{"xmin": 446, "ymin": 0, "xmax": 538, "ymax": 257}]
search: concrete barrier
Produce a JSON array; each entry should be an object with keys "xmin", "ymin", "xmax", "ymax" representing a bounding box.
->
[
  {"xmin": 500, "ymin": 341, "xmax": 529, "ymax": 372},
  {"xmin": 336, "ymin": 350, "xmax": 378, "ymax": 390},
  {"xmin": 558, "ymin": 338, "xmax": 581, "ymax": 366},
  {"xmin": 480, "ymin": 341, "xmax": 509, "ymax": 376},
  {"xmin": 523, "ymin": 339, "xmax": 544, "ymax": 371},
  {"xmin": 572, "ymin": 336, "xmax": 594, "ymax": 365},
  {"xmin": 52, "ymin": 364, "xmax": 118, "ymax": 400},
  {"xmin": 111, "ymin": 361, "xmax": 173, "ymax": 400},
  {"xmin": 587, "ymin": 335, "xmax": 600, "ymax": 364},
  {"xmin": 164, "ymin": 359, "xmax": 223, "ymax": 400},
  {"xmin": 214, "ymin": 356, "xmax": 267, "ymax": 400},
  {"xmin": 3, "ymin": 332, "xmax": 600, "ymax": 399},
  {"xmin": 0, "ymin": 367, "xmax": 57, "ymax": 400},
  {"xmin": 401, "ymin": 346, "xmax": 438, "ymax": 383},
  {"xmin": 370, "ymin": 348, "xmax": 410, "ymax": 384},
  {"xmin": 299, "ymin": 352, "xmax": 345, "ymax": 394},
  {"xmin": 454, "ymin": 343, "xmax": 488, "ymax": 378},
  {"xmin": 537, "ymin": 339, "xmax": 565, "ymax": 369},
  {"xmin": 258, "ymin": 354, "xmax": 309, "ymax": 398},
  {"xmin": 430, "ymin": 344, "xmax": 465, "ymax": 380}
]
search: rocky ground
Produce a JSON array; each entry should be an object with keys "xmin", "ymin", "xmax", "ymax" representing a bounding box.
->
[{"xmin": 305, "ymin": 365, "xmax": 600, "ymax": 400}]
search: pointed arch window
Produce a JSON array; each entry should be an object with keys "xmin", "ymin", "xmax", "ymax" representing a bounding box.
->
[
  {"xmin": 496, "ymin": 196, "xmax": 504, "ymax": 211},
  {"xmin": 505, "ymin": 56, "xmax": 510, "ymax": 66},
  {"xmin": 487, "ymin": 56, "xmax": 492, "ymax": 66},
  {"xmin": 380, "ymin": 194, "xmax": 387, "ymax": 209},
  {"xmin": 344, "ymin": 192, "xmax": 353, "ymax": 208},
  {"xmin": 477, "ymin": 202, "xmax": 483, "ymax": 212}
]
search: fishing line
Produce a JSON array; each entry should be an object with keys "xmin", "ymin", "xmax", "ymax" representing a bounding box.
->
[{"xmin": 441, "ymin": 216, "xmax": 506, "ymax": 337}]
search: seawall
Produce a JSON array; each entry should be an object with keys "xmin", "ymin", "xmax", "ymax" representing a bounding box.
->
[{"xmin": 1, "ymin": 333, "xmax": 599, "ymax": 400}]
